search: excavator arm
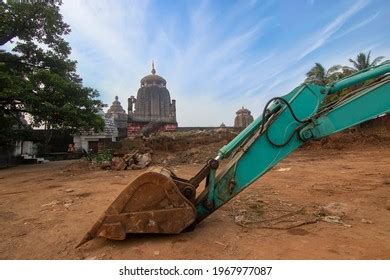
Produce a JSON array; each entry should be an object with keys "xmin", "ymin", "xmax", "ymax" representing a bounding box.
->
[
  {"xmin": 195, "ymin": 63, "xmax": 390, "ymax": 222},
  {"xmin": 78, "ymin": 63, "xmax": 390, "ymax": 247}
]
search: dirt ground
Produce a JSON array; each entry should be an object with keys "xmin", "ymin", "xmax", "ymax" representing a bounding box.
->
[{"xmin": 0, "ymin": 146, "xmax": 389, "ymax": 260}]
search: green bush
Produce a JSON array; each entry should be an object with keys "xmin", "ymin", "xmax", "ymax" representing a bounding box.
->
[{"xmin": 90, "ymin": 149, "xmax": 113, "ymax": 163}]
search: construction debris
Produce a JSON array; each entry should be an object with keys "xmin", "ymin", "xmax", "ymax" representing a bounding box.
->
[
  {"xmin": 321, "ymin": 215, "xmax": 351, "ymax": 227},
  {"xmin": 276, "ymin": 167, "xmax": 291, "ymax": 172},
  {"xmin": 41, "ymin": 200, "xmax": 61, "ymax": 207},
  {"xmin": 111, "ymin": 151, "xmax": 151, "ymax": 171},
  {"xmin": 320, "ymin": 202, "xmax": 349, "ymax": 218}
]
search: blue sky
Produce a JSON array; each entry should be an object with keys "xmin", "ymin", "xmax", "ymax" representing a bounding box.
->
[{"xmin": 60, "ymin": 0, "xmax": 390, "ymax": 126}]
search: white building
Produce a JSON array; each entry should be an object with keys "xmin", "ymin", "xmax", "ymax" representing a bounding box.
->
[{"xmin": 73, "ymin": 110, "xmax": 118, "ymax": 153}]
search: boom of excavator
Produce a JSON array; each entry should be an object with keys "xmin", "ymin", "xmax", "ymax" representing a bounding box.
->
[{"xmin": 77, "ymin": 62, "xmax": 390, "ymax": 248}]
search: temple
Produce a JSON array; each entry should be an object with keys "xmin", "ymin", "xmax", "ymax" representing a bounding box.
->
[
  {"xmin": 128, "ymin": 62, "xmax": 177, "ymax": 134},
  {"xmin": 234, "ymin": 106, "xmax": 254, "ymax": 129},
  {"xmin": 106, "ymin": 96, "xmax": 128, "ymax": 139}
]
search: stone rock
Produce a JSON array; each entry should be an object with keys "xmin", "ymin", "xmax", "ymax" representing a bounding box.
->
[
  {"xmin": 276, "ymin": 167, "xmax": 291, "ymax": 172},
  {"xmin": 100, "ymin": 161, "xmax": 111, "ymax": 169},
  {"xmin": 65, "ymin": 188, "xmax": 74, "ymax": 193},
  {"xmin": 111, "ymin": 151, "xmax": 151, "ymax": 171},
  {"xmin": 129, "ymin": 152, "xmax": 151, "ymax": 170},
  {"xmin": 361, "ymin": 218, "xmax": 373, "ymax": 224},
  {"xmin": 136, "ymin": 153, "xmax": 151, "ymax": 167},
  {"xmin": 111, "ymin": 156, "xmax": 126, "ymax": 170},
  {"xmin": 64, "ymin": 203, "xmax": 72, "ymax": 208},
  {"xmin": 321, "ymin": 202, "xmax": 348, "ymax": 218},
  {"xmin": 41, "ymin": 200, "xmax": 60, "ymax": 207},
  {"xmin": 234, "ymin": 215, "xmax": 245, "ymax": 224},
  {"xmin": 321, "ymin": 215, "xmax": 351, "ymax": 227}
]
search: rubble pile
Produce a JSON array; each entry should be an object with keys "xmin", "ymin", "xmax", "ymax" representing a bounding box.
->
[
  {"xmin": 111, "ymin": 151, "xmax": 151, "ymax": 170},
  {"xmin": 116, "ymin": 128, "xmax": 239, "ymax": 165}
]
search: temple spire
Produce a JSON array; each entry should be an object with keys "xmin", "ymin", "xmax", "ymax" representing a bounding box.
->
[{"xmin": 151, "ymin": 61, "xmax": 156, "ymax": 75}]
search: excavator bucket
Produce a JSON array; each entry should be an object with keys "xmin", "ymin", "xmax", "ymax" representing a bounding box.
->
[{"xmin": 76, "ymin": 167, "xmax": 197, "ymax": 247}]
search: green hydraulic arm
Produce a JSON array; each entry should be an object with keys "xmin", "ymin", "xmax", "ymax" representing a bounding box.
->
[
  {"xmin": 193, "ymin": 62, "xmax": 390, "ymax": 223},
  {"xmin": 77, "ymin": 62, "xmax": 390, "ymax": 247}
]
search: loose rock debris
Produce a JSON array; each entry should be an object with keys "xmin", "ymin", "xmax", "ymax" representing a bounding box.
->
[
  {"xmin": 231, "ymin": 197, "xmax": 319, "ymax": 230},
  {"xmin": 110, "ymin": 151, "xmax": 152, "ymax": 171},
  {"xmin": 41, "ymin": 200, "xmax": 61, "ymax": 207},
  {"xmin": 1, "ymin": 122, "xmax": 389, "ymax": 259}
]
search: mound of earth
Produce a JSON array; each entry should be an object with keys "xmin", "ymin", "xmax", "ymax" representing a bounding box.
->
[
  {"xmin": 302, "ymin": 115, "xmax": 389, "ymax": 150},
  {"xmin": 112, "ymin": 115, "xmax": 389, "ymax": 166},
  {"xmin": 115, "ymin": 128, "xmax": 239, "ymax": 165}
]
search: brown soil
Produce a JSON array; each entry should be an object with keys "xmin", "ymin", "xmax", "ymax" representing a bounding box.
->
[
  {"xmin": 1, "ymin": 118, "xmax": 389, "ymax": 259},
  {"xmin": 0, "ymin": 145, "xmax": 389, "ymax": 259},
  {"xmin": 114, "ymin": 128, "xmax": 239, "ymax": 165},
  {"xmin": 113, "ymin": 117, "xmax": 390, "ymax": 166}
]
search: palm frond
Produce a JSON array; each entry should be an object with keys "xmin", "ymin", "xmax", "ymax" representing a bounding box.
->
[
  {"xmin": 371, "ymin": 56, "xmax": 384, "ymax": 66},
  {"xmin": 380, "ymin": 59, "xmax": 390, "ymax": 65},
  {"xmin": 366, "ymin": 50, "xmax": 371, "ymax": 66},
  {"xmin": 327, "ymin": 64, "xmax": 342, "ymax": 74},
  {"xmin": 348, "ymin": 58, "xmax": 360, "ymax": 70}
]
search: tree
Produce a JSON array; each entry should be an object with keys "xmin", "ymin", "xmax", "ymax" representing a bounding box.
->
[
  {"xmin": 305, "ymin": 51, "xmax": 388, "ymax": 107},
  {"xmin": 0, "ymin": 0, "xmax": 104, "ymax": 146},
  {"xmin": 346, "ymin": 51, "xmax": 385, "ymax": 72},
  {"xmin": 304, "ymin": 63, "xmax": 344, "ymax": 86}
]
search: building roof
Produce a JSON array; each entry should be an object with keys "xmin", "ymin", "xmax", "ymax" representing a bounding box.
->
[
  {"xmin": 140, "ymin": 61, "xmax": 167, "ymax": 86},
  {"xmin": 236, "ymin": 106, "xmax": 251, "ymax": 114},
  {"xmin": 107, "ymin": 96, "xmax": 126, "ymax": 115}
]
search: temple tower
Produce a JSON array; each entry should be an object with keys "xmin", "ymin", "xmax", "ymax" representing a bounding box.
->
[
  {"xmin": 106, "ymin": 96, "xmax": 128, "ymax": 139},
  {"xmin": 234, "ymin": 106, "xmax": 254, "ymax": 129},
  {"xmin": 128, "ymin": 62, "xmax": 177, "ymax": 134}
]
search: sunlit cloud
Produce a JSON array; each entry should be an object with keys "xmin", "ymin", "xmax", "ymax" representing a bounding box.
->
[{"xmin": 60, "ymin": 0, "xmax": 388, "ymax": 126}]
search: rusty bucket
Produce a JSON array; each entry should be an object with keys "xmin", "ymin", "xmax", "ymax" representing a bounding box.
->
[{"xmin": 77, "ymin": 167, "xmax": 197, "ymax": 247}]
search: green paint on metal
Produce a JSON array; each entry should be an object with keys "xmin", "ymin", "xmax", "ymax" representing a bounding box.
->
[
  {"xmin": 217, "ymin": 85, "xmax": 306, "ymax": 159},
  {"xmin": 302, "ymin": 77, "xmax": 390, "ymax": 139},
  {"xmin": 195, "ymin": 65, "xmax": 390, "ymax": 223},
  {"xmin": 325, "ymin": 62, "xmax": 390, "ymax": 94}
]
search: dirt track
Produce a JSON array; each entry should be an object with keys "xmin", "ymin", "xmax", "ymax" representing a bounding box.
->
[{"xmin": 0, "ymin": 147, "xmax": 389, "ymax": 260}]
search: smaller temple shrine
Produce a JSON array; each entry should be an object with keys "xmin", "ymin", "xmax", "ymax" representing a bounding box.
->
[
  {"xmin": 73, "ymin": 109, "xmax": 118, "ymax": 153},
  {"xmin": 234, "ymin": 106, "xmax": 254, "ymax": 129},
  {"xmin": 128, "ymin": 62, "xmax": 177, "ymax": 134},
  {"xmin": 106, "ymin": 96, "xmax": 128, "ymax": 139}
]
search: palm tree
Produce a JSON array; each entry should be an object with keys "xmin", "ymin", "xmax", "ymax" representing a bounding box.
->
[
  {"xmin": 304, "ymin": 63, "xmax": 343, "ymax": 85},
  {"xmin": 346, "ymin": 51, "xmax": 385, "ymax": 72}
]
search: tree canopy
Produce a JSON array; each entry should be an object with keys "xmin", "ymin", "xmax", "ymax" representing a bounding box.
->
[
  {"xmin": 304, "ymin": 63, "xmax": 343, "ymax": 86},
  {"xmin": 304, "ymin": 51, "xmax": 387, "ymax": 106},
  {"xmin": 346, "ymin": 51, "xmax": 385, "ymax": 72},
  {"xmin": 305, "ymin": 51, "xmax": 387, "ymax": 86},
  {"xmin": 0, "ymin": 0, "xmax": 104, "ymax": 146}
]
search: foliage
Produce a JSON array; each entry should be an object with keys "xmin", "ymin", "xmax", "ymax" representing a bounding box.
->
[
  {"xmin": 91, "ymin": 149, "xmax": 113, "ymax": 163},
  {"xmin": 345, "ymin": 51, "xmax": 385, "ymax": 72},
  {"xmin": 304, "ymin": 51, "xmax": 387, "ymax": 107},
  {"xmin": 304, "ymin": 63, "xmax": 344, "ymax": 85},
  {"xmin": 0, "ymin": 0, "xmax": 104, "ymax": 146}
]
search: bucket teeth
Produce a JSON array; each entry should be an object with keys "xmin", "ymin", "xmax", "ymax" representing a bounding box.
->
[
  {"xmin": 77, "ymin": 167, "xmax": 196, "ymax": 247},
  {"xmin": 76, "ymin": 232, "xmax": 94, "ymax": 248}
]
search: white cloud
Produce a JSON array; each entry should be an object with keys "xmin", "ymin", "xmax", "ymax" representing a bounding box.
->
[
  {"xmin": 59, "ymin": 0, "xmax": 384, "ymax": 126},
  {"xmin": 295, "ymin": 0, "xmax": 369, "ymax": 62}
]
